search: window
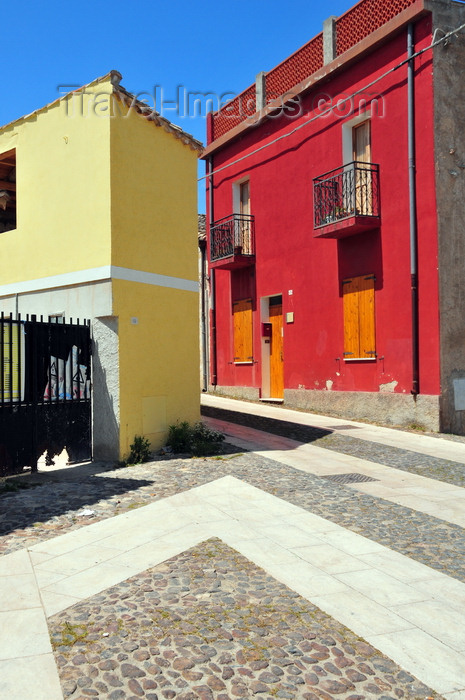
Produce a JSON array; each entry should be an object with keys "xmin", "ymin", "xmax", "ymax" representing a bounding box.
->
[
  {"xmin": 233, "ymin": 298, "xmax": 253, "ymax": 363},
  {"xmin": 233, "ymin": 178, "xmax": 252, "ymax": 255},
  {"xmin": 342, "ymin": 274, "xmax": 376, "ymax": 359},
  {"xmin": 352, "ymin": 120, "xmax": 371, "ymax": 163},
  {"xmin": 352, "ymin": 121, "xmax": 373, "ymax": 215},
  {"xmin": 0, "ymin": 149, "xmax": 16, "ymax": 233},
  {"xmin": 239, "ymin": 180, "xmax": 250, "ymax": 217}
]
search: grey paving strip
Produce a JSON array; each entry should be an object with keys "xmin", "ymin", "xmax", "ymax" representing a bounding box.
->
[
  {"xmin": 2, "ymin": 453, "xmax": 465, "ymax": 584},
  {"xmin": 48, "ymin": 537, "xmax": 440, "ymax": 700},
  {"xmin": 200, "ymin": 405, "xmax": 465, "ymax": 488}
]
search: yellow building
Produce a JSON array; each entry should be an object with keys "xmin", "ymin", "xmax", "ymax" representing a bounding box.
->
[{"xmin": 0, "ymin": 71, "xmax": 202, "ymax": 460}]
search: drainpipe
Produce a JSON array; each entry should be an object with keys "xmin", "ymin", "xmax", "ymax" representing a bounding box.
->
[
  {"xmin": 208, "ymin": 155, "xmax": 218, "ymax": 386},
  {"xmin": 199, "ymin": 236, "xmax": 208, "ymax": 392},
  {"xmin": 408, "ymin": 23, "xmax": 419, "ymax": 396}
]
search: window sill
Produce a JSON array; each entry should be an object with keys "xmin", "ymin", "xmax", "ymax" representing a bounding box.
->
[
  {"xmin": 234, "ymin": 361, "xmax": 254, "ymax": 365},
  {"xmin": 343, "ymin": 357, "xmax": 377, "ymax": 361}
]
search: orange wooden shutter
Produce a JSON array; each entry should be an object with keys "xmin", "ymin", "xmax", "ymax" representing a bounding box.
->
[
  {"xmin": 233, "ymin": 298, "xmax": 253, "ymax": 362},
  {"xmin": 358, "ymin": 275, "xmax": 376, "ymax": 358},
  {"xmin": 343, "ymin": 275, "xmax": 375, "ymax": 359},
  {"xmin": 343, "ymin": 277, "xmax": 360, "ymax": 358}
]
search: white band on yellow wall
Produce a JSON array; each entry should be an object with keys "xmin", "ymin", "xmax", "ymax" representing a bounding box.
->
[
  {"xmin": 111, "ymin": 266, "xmax": 198, "ymax": 292},
  {"xmin": 0, "ymin": 265, "xmax": 199, "ymax": 297}
]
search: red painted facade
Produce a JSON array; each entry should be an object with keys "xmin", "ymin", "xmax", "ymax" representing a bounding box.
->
[{"xmin": 204, "ymin": 0, "xmax": 443, "ymax": 412}]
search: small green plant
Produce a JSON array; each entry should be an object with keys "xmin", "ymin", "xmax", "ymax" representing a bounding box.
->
[
  {"xmin": 0, "ymin": 478, "xmax": 31, "ymax": 494},
  {"xmin": 407, "ymin": 422, "xmax": 426, "ymax": 432},
  {"xmin": 167, "ymin": 421, "xmax": 225, "ymax": 456},
  {"xmin": 167, "ymin": 421, "xmax": 192, "ymax": 453},
  {"xmin": 190, "ymin": 421, "xmax": 225, "ymax": 456},
  {"xmin": 125, "ymin": 435, "xmax": 152, "ymax": 465},
  {"xmin": 51, "ymin": 621, "xmax": 89, "ymax": 649}
]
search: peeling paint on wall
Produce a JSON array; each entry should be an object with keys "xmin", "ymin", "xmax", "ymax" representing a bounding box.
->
[
  {"xmin": 326, "ymin": 379, "xmax": 333, "ymax": 391},
  {"xmin": 379, "ymin": 380, "xmax": 398, "ymax": 393}
]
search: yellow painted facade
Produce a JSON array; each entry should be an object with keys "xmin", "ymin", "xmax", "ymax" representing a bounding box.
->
[
  {"xmin": 0, "ymin": 79, "xmax": 113, "ymax": 282},
  {"xmin": 113, "ymin": 280, "xmax": 200, "ymax": 455},
  {"xmin": 0, "ymin": 73, "xmax": 202, "ymax": 458},
  {"xmin": 110, "ymin": 94, "xmax": 201, "ymax": 455}
]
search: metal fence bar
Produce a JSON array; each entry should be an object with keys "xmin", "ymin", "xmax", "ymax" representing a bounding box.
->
[
  {"xmin": 0, "ymin": 315, "xmax": 92, "ymax": 475},
  {"xmin": 8, "ymin": 316, "xmax": 13, "ymax": 408},
  {"xmin": 17, "ymin": 315, "xmax": 21, "ymax": 405},
  {"xmin": 0, "ymin": 312, "xmax": 4, "ymax": 404},
  {"xmin": 0, "ymin": 316, "xmax": 93, "ymax": 410}
]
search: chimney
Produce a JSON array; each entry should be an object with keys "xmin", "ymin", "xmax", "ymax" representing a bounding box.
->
[{"xmin": 323, "ymin": 16, "xmax": 337, "ymax": 64}]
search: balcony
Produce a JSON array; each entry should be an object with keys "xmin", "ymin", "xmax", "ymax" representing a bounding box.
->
[
  {"xmin": 210, "ymin": 214, "xmax": 255, "ymax": 269},
  {"xmin": 313, "ymin": 162, "xmax": 380, "ymax": 238}
]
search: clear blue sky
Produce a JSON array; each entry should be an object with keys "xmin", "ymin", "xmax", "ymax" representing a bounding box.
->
[{"xmin": 3, "ymin": 0, "xmax": 352, "ymax": 211}]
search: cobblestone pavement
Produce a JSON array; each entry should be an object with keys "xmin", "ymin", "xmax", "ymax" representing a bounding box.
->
[
  {"xmin": 200, "ymin": 406, "xmax": 465, "ymax": 488},
  {"xmin": 2, "ymin": 452, "xmax": 465, "ymax": 582},
  {"xmin": 2, "ymin": 411, "xmax": 464, "ymax": 698},
  {"xmin": 49, "ymin": 538, "xmax": 439, "ymax": 700}
]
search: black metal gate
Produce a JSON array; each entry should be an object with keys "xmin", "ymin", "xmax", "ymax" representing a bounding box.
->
[{"xmin": 0, "ymin": 314, "xmax": 92, "ymax": 476}]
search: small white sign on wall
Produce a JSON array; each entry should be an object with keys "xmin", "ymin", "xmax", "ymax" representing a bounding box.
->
[{"xmin": 453, "ymin": 378, "xmax": 465, "ymax": 411}]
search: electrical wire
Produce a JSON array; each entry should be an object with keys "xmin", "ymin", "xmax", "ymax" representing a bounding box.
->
[{"xmin": 198, "ymin": 19, "xmax": 465, "ymax": 182}]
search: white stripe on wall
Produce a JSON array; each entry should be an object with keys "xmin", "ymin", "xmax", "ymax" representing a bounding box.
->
[
  {"xmin": 111, "ymin": 266, "xmax": 199, "ymax": 293},
  {"xmin": 0, "ymin": 266, "xmax": 199, "ymax": 297}
]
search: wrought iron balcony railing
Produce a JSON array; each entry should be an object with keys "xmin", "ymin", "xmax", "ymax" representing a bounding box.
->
[
  {"xmin": 313, "ymin": 161, "xmax": 380, "ymax": 229},
  {"xmin": 210, "ymin": 214, "xmax": 255, "ymax": 262}
]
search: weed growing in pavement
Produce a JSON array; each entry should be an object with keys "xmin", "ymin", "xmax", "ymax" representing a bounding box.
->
[
  {"xmin": 406, "ymin": 422, "xmax": 427, "ymax": 432},
  {"xmin": 51, "ymin": 621, "xmax": 89, "ymax": 649},
  {"xmin": 125, "ymin": 501, "xmax": 146, "ymax": 510},
  {"xmin": 209, "ymin": 453, "xmax": 243, "ymax": 460},
  {"xmin": 119, "ymin": 435, "xmax": 152, "ymax": 466},
  {"xmin": 167, "ymin": 421, "xmax": 225, "ymax": 456},
  {"xmin": 0, "ymin": 478, "xmax": 32, "ymax": 494}
]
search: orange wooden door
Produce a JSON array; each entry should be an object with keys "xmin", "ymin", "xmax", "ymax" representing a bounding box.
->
[{"xmin": 269, "ymin": 303, "xmax": 284, "ymax": 398}]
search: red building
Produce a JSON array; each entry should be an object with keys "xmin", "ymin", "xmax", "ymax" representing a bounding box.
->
[{"xmin": 202, "ymin": 0, "xmax": 465, "ymax": 433}]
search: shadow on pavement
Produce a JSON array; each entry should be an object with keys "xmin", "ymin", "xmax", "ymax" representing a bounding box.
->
[
  {"xmin": 201, "ymin": 404, "xmax": 332, "ymax": 443},
  {"xmin": 0, "ymin": 460, "xmax": 154, "ymax": 537}
]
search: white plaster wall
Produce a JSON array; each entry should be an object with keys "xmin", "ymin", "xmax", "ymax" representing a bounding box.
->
[
  {"xmin": 92, "ymin": 316, "xmax": 120, "ymax": 461},
  {"xmin": 0, "ymin": 280, "xmax": 113, "ymax": 320}
]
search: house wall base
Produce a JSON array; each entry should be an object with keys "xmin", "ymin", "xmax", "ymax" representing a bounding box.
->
[
  {"xmin": 211, "ymin": 384, "xmax": 441, "ymax": 432},
  {"xmin": 284, "ymin": 389, "xmax": 440, "ymax": 432},
  {"xmin": 209, "ymin": 384, "xmax": 261, "ymax": 402}
]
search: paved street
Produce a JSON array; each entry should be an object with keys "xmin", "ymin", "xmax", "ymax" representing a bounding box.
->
[{"xmin": 1, "ymin": 394, "xmax": 465, "ymax": 699}]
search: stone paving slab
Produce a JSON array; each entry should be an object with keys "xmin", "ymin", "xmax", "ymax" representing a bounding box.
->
[{"xmin": 0, "ymin": 654, "xmax": 63, "ymax": 700}]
